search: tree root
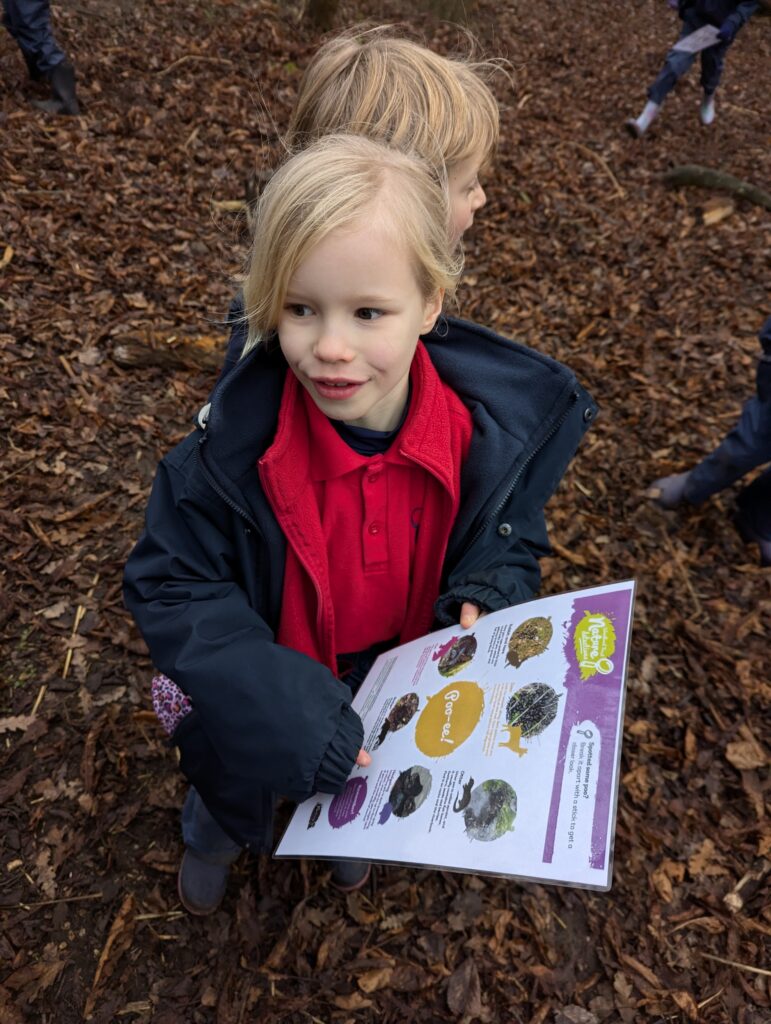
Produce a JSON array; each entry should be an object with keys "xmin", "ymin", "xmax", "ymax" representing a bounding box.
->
[{"xmin": 663, "ymin": 165, "xmax": 771, "ymax": 212}]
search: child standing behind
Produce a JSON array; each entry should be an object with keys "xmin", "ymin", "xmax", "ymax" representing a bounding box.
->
[
  {"xmin": 220, "ymin": 27, "xmax": 500, "ymax": 375},
  {"xmin": 626, "ymin": 0, "xmax": 758, "ymax": 136},
  {"xmin": 650, "ymin": 315, "xmax": 771, "ymax": 565},
  {"xmin": 124, "ymin": 140, "xmax": 595, "ymax": 915}
]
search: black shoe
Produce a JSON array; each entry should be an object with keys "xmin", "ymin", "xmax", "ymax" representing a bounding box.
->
[
  {"xmin": 48, "ymin": 60, "xmax": 80, "ymax": 115},
  {"xmin": 330, "ymin": 860, "xmax": 371, "ymax": 892},
  {"xmin": 177, "ymin": 848, "xmax": 231, "ymax": 915},
  {"xmin": 734, "ymin": 510, "xmax": 771, "ymax": 567}
]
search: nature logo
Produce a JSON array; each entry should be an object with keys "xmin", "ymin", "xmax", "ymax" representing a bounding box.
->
[
  {"xmin": 457, "ymin": 779, "xmax": 518, "ymax": 842},
  {"xmin": 506, "ymin": 616, "xmax": 553, "ymax": 668},
  {"xmin": 573, "ymin": 611, "xmax": 616, "ymax": 680},
  {"xmin": 414, "ymin": 681, "xmax": 485, "ymax": 757}
]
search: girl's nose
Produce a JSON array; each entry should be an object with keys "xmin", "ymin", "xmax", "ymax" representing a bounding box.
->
[
  {"xmin": 313, "ymin": 329, "xmax": 354, "ymax": 362},
  {"xmin": 472, "ymin": 185, "xmax": 487, "ymax": 212}
]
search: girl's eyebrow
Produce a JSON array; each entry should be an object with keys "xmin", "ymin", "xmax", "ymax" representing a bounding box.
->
[
  {"xmin": 287, "ymin": 292, "xmax": 396, "ymax": 305},
  {"xmin": 354, "ymin": 294, "xmax": 395, "ymax": 305}
]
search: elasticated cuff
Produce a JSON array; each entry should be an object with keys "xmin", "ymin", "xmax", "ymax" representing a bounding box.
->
[
  {"xmin": 434, "ymin": 585, "xmax": 506, "ymax": 628},
  {"xmin": 314, "ymin": 704, "xmax": 364, "ymax": 795}
]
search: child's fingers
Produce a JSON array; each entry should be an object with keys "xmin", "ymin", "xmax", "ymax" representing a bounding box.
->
[
  {"xmin": 460, "ymin": 601, "xmax": 483, "ymax": 629},
  {"xmin": 356, "ymin": 748, "xmax": 372, "ymax": 767}
]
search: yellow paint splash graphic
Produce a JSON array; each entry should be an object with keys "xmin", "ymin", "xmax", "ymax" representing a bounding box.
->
[
  {"xmin": 573, "ymin": 611, "xmax": 616, "ymax": 680},
  {"xmin": 414, "ymin": 681, "xmax": 485, "ymax": 758}
]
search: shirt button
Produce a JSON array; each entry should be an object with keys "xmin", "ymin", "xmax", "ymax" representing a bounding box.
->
[
  {"xmin": 368, "ymin": 522, "xmax": 381, "ymax": 535},
  {"xmin": 366, "ymin": 473, "xmax": 380, "ymax": 484}
]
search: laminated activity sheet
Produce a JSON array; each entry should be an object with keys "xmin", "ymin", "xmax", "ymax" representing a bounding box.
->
[
  {"xmin": 672, "ymin": 24, "xmax": 721, "ymax": 53},
  {"xmin": 276, "ymin": 580, "xmax": 636, "ymax": 890}
]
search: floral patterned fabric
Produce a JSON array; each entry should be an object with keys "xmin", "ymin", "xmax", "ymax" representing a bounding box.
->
[{"xmin": 151, "ymin": 673, "xmax": 193, "ymax": 736}]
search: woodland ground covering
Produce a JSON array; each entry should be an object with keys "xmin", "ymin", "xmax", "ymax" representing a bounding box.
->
[{"xmin": 1, "ymin": 1, "xmax": 769, "ymax": 1021}]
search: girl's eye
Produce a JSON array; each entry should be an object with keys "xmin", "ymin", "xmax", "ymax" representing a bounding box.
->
[
  {"xmin": 356, "ymin": 308, "xmax": 383, "ymax": 321},
  {"xmin": 286, "ymin": 303, "xmax": 313, "ymax": 317}
]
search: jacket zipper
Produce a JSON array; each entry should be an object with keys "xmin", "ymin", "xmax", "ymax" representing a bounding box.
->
[
  {"xmin": 195, "ymin": 434, "xmax": 260, "ymax": 531},
  {"xmin": 462, "ymin": 390, "xmax": 580, "ymax": 556}
]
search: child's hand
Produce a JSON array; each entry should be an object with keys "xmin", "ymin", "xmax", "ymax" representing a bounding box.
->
[
  {"xmin": 356, "ymin": 748, "xmax": 372, "ymax": 767},
  {"xmin": 460, "ymin": 602, "xmax": 484, "ymax": 629}
]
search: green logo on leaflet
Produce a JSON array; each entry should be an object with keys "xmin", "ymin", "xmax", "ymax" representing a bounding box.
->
[{"xmin": 573, "ymin": 612, "xmax": 616, "ymax": 680}]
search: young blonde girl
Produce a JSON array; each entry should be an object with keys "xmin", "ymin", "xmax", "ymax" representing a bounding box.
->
[{"xmin": 125, "ymin": 136, "xmax": 596, "ymax": 915}]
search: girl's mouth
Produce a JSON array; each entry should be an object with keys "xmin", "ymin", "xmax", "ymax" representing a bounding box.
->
[{"xmin": 311, "ymin": 378, "xmax": 366, "ymax": 401}]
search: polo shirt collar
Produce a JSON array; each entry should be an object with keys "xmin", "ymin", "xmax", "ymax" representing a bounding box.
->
[{"xmin": 260, "ymin": 341, "xmax": 457, "ymax": 505}]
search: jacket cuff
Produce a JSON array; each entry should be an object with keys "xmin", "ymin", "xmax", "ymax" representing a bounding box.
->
[
  {"xmin": 314, "ymin": 704, "xmax": 364, "ymax": 794},
  {"xmin": 434, "ymin": 585, "xmax": 507, "ymax": 627}
]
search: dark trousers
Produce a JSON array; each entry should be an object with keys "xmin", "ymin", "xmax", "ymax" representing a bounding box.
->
[
  {"xmin": 685, "ymin": 393, "xmax": 771, "ymax": 539},
  {"xmin": 2, "ymin": 0, "xmax": 65, "ymax": 76},
  {"xmin": 648, "ymin": 11, "xmax": 731, "ymax": 104}
]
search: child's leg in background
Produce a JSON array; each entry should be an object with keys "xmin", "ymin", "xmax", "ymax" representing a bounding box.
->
[
  {"xmin": 646, "ymin": 12, "xmax": 705, "ymax": 106},
  {"xmin": 683, "ymin": 394, "xmax": 771, "ymax": 504},
  {"xmin": 181, "ymin": 788, "xmax": 242, "ymax": 865},
  {"xmin": 736, "ymin": 468, "xmax": 771, "ymax": 553},
  {"xmin": 699, "ymin": 38, "xmax": 730, "ymax": 97},
  {"xmin": 2, "ymin": 0, "xmax": 66, "ymax": 76}
]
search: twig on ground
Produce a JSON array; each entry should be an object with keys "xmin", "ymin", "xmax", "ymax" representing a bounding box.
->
[
  {"xmin": 700, "ymin": 951, "xmax": 771, "ymax": 977},
  {"xmin": 557, "ymin": 140, "xmax": 626, "ymax": 199},
  {"xmin": 156, "ymin": 55, "xmax": 234, "ymax": 77}
]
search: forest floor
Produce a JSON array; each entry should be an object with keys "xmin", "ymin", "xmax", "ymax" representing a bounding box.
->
[{"xmin": 1, "ymin": 0, "xmax": 769, "ymax": 1021}]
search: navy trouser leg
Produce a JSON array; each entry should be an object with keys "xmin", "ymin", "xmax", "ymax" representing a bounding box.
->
[
  {"xmin": 647, "ymin": 12, "xmax": 705, "ymax": 105},
  {"xmin": 699, "ymin": 39, "xmax": 730, "ymax": 95},
  {"xmin": 181, "ymin": 788, "xmax": 242, "ymax": 865},
  {"xmin": 684, "ymin": 396, "xmax": 771, "ymax": 504},
  {"xmin": 2, "ymin": 0, "xmax": 65, "ymax": 75}
]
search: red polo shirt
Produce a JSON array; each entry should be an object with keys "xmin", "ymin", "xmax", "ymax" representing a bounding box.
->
[{"xmin": 258, "ymin": 342, "xmax": 473, "ymax": 673}]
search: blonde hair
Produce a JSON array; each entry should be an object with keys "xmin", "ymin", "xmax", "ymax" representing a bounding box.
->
[
  {"xmin": 242, "ymin": 135, "xmax": 463, "ymax": 353},
  {"xmin": 287, "ymin": 27, "xmax": 501, "ymax": 169}
]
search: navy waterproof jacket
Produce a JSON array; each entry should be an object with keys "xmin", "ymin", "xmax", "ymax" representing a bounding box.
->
[
  {"xmin": 678, "ymin": 0, "xmax": 758, "ymax": 28},
  {"xmin": 123, "ymin": 317, "xmax": 597, "ymax": 848}
]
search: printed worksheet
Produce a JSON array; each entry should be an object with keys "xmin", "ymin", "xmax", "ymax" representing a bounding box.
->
[
  {"xmin": 276, "ymin": 580, "xmax": 636, "ymax": 890},
  {"xmin": 672, "ymin": 24, "xmax": 720, "ymax": 53}
]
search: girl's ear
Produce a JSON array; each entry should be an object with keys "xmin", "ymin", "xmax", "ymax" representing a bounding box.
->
[{"xmin": 420, "ymin": 289, "xmax": 445, "ymax": 335}]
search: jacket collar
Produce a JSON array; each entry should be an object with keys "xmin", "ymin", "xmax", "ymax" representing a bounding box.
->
[{"xmin": 197, "ymin": 317, "xmax": 595, "ymax": 560}]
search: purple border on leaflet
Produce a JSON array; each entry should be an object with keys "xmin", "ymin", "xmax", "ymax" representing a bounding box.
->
[{"xmin": 541, "ymin": 585, "xmax": 633, "ymax": 869}]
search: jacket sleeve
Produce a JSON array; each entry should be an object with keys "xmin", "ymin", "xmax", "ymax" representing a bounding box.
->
[
  {"xmin": 123, "ymin": 440, "xmax": 362, "ymax": 803},
  {"xmin": 434, "ymin": 510, "xmax": 549, "ymax": 625},
  {"xmin": 723, "ymin": 0, "xmax": 759, "ymax": 31},
  {"xmin": 435, "ymin": 380, "xmax": 597, "ymax": 625}
]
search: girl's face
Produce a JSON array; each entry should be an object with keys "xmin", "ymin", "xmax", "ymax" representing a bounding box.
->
[
  {"xmin": 278, "ymin": 217, "xmax": 443, "ymax": 432},
  {"xmin": 448, "ymin": 153, "xmax": 487, "ymax": 241}
]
